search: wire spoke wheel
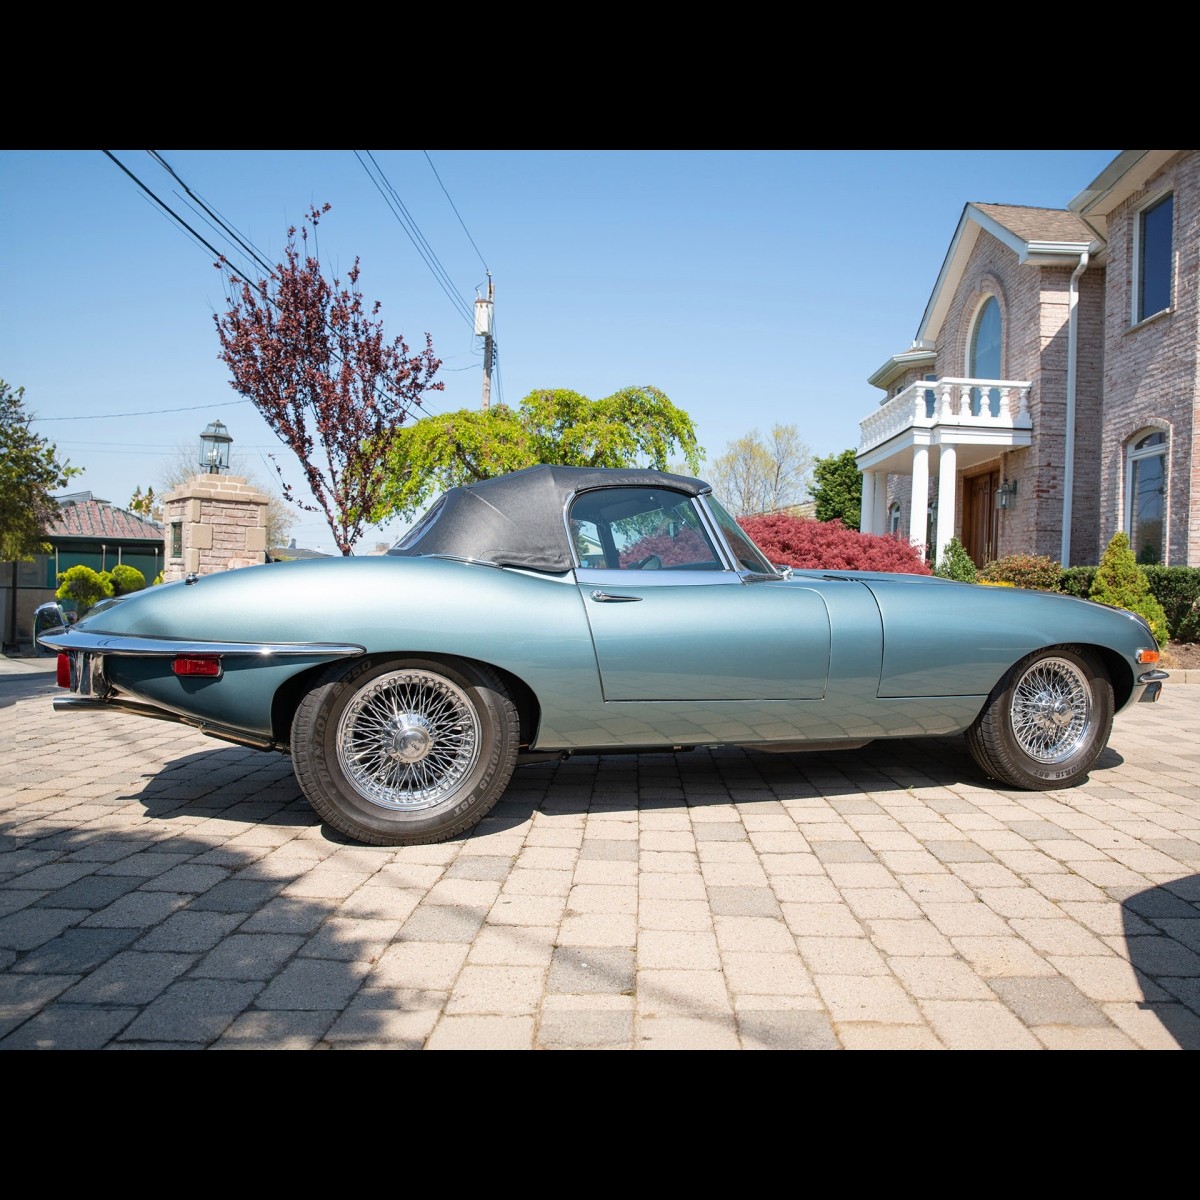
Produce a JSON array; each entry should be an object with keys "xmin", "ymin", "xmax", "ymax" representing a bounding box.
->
[
  {"xmin": 965, "ymin": 645, "xmax": 1114, "ymax": 791},
  {"xmin": 291, "ymin": 656, "xmax": 520, "ymax": 846},
  {"xmin": 1009, "ymin": 656, "xmax": 1092, "ymax": 763},
  {"xmin": 336, "ymin": 669, "xmax": 481, "ymax": 811}
]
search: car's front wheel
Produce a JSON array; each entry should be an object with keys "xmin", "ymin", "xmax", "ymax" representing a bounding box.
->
[
  {"xmin": 965, "ymin": 646, "xmax": 1114, "ymax": 790},
  {"xmin": 291, "ymin": 656, "xmax": 519, "ymax": 846}
]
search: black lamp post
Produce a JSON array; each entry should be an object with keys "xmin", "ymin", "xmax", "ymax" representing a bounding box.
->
[{"xmin": 199, "ymin": 420, "xmax": 233, "ymax": 474}]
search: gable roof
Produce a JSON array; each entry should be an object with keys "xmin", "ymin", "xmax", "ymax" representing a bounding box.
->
[
  {"xmin": 47, "ymin": 495, "xmax": 164, "ymax": 543},
  {"xmin": 914, "ymin": 202, "xmax": 1100, "ymax": 349}
]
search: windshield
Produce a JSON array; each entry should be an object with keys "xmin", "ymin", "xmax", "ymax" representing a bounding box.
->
[{"xmin": 705, "ymin": 496, "xmax": 780, "ymax": 574}]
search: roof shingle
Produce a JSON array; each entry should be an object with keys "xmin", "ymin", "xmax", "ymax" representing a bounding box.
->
[{"xmin": 47, "ymin": 498, "xmax": 164, "ymax": 542}]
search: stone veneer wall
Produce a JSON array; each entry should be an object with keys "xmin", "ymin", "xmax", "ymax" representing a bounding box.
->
[{"xmin": 160, "ymin": 474, "xmax": 269, "ymax": 582}]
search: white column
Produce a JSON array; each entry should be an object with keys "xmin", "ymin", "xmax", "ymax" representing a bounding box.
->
[
  {"xmin": 935, "ymin": 444, "xmax": 957, "ymax": 566},
  {"xmin": 871, "ymin": 472, "xmax": 888, "ymax": 535},
  {"xmin": 860, "ymin": 470, "xmax": 877, "ymax": 534},
  {"xmin": 909, "ymin": 447, "xmax": 929, "ymax": 558}
]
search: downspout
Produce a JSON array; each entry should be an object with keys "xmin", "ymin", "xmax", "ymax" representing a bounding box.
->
[{"xmin": 1062, "ymin": 250, "xmax": 1089, "ymax": 565}]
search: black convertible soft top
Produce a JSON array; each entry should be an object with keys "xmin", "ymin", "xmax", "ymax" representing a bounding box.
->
[{"xmin": 389, "ymin": 464, "xmax": 711, "ymax": 572}]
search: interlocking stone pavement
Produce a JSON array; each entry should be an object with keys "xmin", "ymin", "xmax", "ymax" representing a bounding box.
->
[{"xmin": 2, "ymin": 654, "xmax": 1199, "ymax": 1050}]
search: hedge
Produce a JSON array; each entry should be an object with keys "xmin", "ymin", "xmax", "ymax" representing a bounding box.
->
[{"xmin": 1059, "ymin": 563, "xmax": 1200, "ymax": 642}]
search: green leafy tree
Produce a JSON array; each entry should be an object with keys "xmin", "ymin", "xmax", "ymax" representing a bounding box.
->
[
  {"xmin": 56, "ymin": 565, "xmax": 113, "ymax": 617},
  {"xmin": 810, "ymin": 448, "xmax": 862, "ymax": 530},
  {"xmin": 214, "ymin": 204, "xmax": 444, "ymax": 554},
  {"xmin": 934, "ymin": 537, "xmax": 978, "ymax": 582},
  {"xmin": 375, "ymin": 386, "xmax": 702, "ymax": 520},
  {"xmin": 707, "ymin": 424, "xmax": 812, "ymax": 517},
  {"xmin": 1, "ymin": 380, "xmax": 79, "ymax": 561},
  {"xmin": 1089, "ymin": 531, "xmax": 1169, "ymax": 646},
  {"xmin": 128, "ymin": 486, "xmax": 160, "ymax": 520},
  {"xmin": 107, "ymin": 564, "xmax": 147, "ymax": 596}
]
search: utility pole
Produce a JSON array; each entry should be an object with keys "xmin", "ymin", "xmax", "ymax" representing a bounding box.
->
[{"xmin": 474, "ymin": 275, "xmax": 495, "ymax": 410}]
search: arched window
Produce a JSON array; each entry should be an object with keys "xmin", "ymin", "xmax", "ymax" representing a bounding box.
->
[
  {"xmin": 968, "ymin": 296, "xmax": 1002, "ymax": 416},
  {"xmin": 888, "ymin": 502, "xmax": 901, "ymax": 536},
  {"xmin": 1126, "ymin": 430, "xmax": 1167, "ymax": 565}
]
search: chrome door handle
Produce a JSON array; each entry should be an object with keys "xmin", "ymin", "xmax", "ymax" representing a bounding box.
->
[{"xmin": 590, "ymin": 591, "xmax": 642, "ymax": 602}]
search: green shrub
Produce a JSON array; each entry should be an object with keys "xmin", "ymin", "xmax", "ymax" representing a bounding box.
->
[
  {"xmin": 55, "ymin": 565, "xmax": 113, "ymax": 616},
  {"xmin": 934, "ymin": 537, "xmax": 977, "ymax": 582},
  {"xmin": 107, "ymin": 563, "xmax": 147, "ymax": 596},
  {"xmin": 1143, "ymin": 565, "xmax": 1200, "ymax": 643},
  {"xmin": 1058, "ymin": 566, "xmax": 1097, "ymax": 599},
  {"xmin": 1089, "ymin": 532, "xmax": 1169, "ymax": 646},
  {"xmin": 980, "ymin": 553, "xmax": 1062, "ymax": 591}
]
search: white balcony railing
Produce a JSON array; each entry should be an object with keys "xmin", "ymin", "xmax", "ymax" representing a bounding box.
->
[{"xmin": 858, "ymin": 377, "xmax": 1032, "ymax": 454}]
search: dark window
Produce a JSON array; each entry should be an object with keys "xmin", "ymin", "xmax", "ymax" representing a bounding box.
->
[
  {"xmin": 1138, "ymin": 194, "xmax": 1173, "ymax": 321},
  {"xmin": 568, "ymin": 488, "xmax": 722, "ymax": 570},
  {"xmin": 1127, "ymin": 430, "xmax": 1166, "ymax": 564},
  {"xmin": 968, "ymin": 297, "xmax": 1002, "ymax": 416}
]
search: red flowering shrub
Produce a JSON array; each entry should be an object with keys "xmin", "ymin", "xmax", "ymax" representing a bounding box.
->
[
  {"xmin": 737, "ymin": 513, "xmax": 932, "ymax": 574},
  {"xmin": 618, "ymin": 527, "xmax": 712, "ymax": 567}
]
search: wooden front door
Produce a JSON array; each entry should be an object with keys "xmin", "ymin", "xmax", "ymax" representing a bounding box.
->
[{"xmin": 962, "ymin": 470, "xmax": 998, "ymax": 567}]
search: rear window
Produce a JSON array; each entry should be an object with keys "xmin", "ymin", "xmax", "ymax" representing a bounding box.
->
[{"xmin": 389, "ymin": 496, "xmax": 447, "ymax": 554}]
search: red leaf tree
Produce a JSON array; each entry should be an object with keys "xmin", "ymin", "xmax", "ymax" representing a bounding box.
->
[
  {"xmin": 738, "ymin": 512, "xmax": 932, "ymax": 574},
  {"xmin": 214, "ymin": 204, "xmax": 444, "ymax": 555}
]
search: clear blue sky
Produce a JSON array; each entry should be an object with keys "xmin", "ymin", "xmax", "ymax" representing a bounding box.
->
[{"xmin": 1, "ymin": 148, "xmax": 1120, "ymax": 554}]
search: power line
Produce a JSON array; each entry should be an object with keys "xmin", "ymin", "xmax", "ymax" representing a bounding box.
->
[
  {"xmin": 35, "ymin": 399, "xmax": 251, "ymax": 422},
  {"xmin": 423, "ymin": 151, "xmax": 490, "ymax": 274},
  {"xmin": 101, "ymin": 150, "xmax": 443, "ymax": 423},
  {"xmin": 355, "ymin": 150, "xmax": 475, "ymax": 327}
]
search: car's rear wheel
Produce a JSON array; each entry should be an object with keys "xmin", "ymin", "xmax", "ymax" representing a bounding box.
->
[
  {"xmin": 965, "ymin": 646, "xmax": 1114, "ymax": 790},
  {"xmin": 291, "ymin": 656, "xmax": 519, "ymax": 846}
]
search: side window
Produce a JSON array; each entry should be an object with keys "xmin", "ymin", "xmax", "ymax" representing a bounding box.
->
[
  {"xmin": 968, "ymin": 295, "xmax": 1002, "ymax": 416},
  {"xmin": 1126, "ymin": 430, "xmax": 1167, "ymax": 564},
  {"xmin": 569, "ymin": 489, "xmax": 721, "ymax": 570},
  {"xmin": 1136, "ymin": 193, "xmax": 1173, "ymax": 323},
  {"xmin": 571, "ymin": 516, "xmax": 607, "ymax": 568}
]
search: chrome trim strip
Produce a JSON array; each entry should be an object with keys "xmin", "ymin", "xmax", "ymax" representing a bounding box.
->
[{"xmin": 38, "ymin": 630, "xmax": 364, "ymax": 658}]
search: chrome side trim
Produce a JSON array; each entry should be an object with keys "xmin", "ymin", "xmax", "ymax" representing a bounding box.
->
[{"xmin": 38, "ymin": 630, "xmax": 364, "ymax": 658}]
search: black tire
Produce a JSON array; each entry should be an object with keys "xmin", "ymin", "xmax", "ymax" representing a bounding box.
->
[
  {"xmin": 290, "ymin": 656, "xmax": 519, "ymax": 846},
  {"xmin": 965, "ymin": 646, "xmax": 1114, "ymax": 790}
]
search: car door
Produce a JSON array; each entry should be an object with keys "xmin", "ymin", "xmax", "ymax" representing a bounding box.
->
[{"xmin": 570, "ymin": 487, "xmax": 830, "ymax": 701}]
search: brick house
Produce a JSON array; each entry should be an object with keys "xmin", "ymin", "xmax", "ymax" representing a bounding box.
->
[{"xmin": 856, "ymin": 149, "xmax": 1197, "ymax": 570}]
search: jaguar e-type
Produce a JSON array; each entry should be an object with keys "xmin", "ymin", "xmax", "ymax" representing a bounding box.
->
[{"xmin": 39, "ymin": 465, "xmax": 1168, "ymax": 846}]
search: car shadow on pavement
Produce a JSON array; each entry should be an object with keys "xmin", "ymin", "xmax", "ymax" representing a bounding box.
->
[
  {"xmin": 1121, "ymin": 875, "xmax": 1200, "ymax": 1050},
  {"xmin": 124, "ymin": 735, "xmax": 1129, "ymax": 843}
]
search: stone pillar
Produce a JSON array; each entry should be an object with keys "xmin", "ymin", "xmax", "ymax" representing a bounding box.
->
[{"xmin": 160, "ymin": 474, "xmax": 270, "ymax": 583}]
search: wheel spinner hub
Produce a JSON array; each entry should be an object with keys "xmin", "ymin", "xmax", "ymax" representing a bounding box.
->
[{"xmin": 387, "ymin": 712, "xmax": 435, "ymax": 763}]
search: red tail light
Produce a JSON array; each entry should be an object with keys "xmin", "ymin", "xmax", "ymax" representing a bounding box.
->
[
  {"xmin": 173, "ymin": 656, "xmax": 222, "ymax": 677},
  {"xmin": 57, "ymin": 653, "xmax": 71, "ymax": 688}
]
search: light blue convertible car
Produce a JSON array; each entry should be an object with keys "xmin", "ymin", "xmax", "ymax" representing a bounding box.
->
[{"xmin": 39, "ymin": 465, "xmax": 1168, "ymax": 846}]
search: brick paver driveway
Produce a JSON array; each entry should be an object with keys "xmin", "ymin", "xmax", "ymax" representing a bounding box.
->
[{"xmin": 2, "ymin": 664, "xmax": 1198, "ymax": 1050}]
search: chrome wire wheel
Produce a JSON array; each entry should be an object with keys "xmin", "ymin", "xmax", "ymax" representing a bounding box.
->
[
  {"xmin": 1009, "ymin": 655, "xmax": 1092, "ymax": 764},
  {"xmin": 335, "ymin": 668, "xmax": 481, "ymax": 812}
]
